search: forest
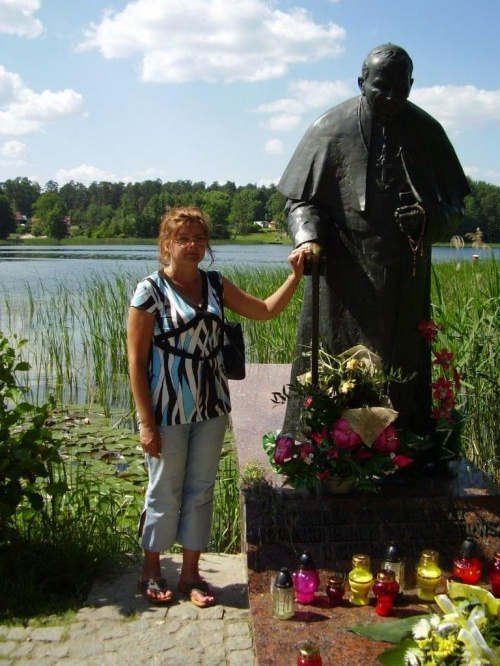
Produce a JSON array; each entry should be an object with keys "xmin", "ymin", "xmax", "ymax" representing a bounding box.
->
[{"xmin": 0, "ymin": 175, "xmax": 499, "ymax": 242}]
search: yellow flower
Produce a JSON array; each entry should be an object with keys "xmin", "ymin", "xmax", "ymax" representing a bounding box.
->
[
  {"xmin": 340, "ymin": 380, "xmax": 355, "ymax": 394},
  {"xmin": 297, "ymin": 371, "xmax": 312, "ymax": 386},
  {"xmin": 346, "ymin": 359, "xmax": 359, "ymax": 371}
]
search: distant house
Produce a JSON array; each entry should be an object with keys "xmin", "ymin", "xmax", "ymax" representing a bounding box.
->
[
  {"xmin": 15, "ymin": 211, "xmax": 28, "ymax": 225},
  {"xmin": 254, "ymin": 220, "xmax": 270, "ymax": 229}
]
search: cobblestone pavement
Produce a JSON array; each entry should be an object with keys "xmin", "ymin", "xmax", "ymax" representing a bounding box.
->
[{"xmin": 0, "ymin": 553, "xmax": 257, "ymax": 665}]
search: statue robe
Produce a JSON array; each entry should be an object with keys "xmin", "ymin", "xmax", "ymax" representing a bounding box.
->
[{"xmin": 278, "ymin": 96, "xmax": 470, "ymax": 438}]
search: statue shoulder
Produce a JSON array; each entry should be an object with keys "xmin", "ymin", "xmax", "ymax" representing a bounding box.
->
[{"xmin": 307, "ymin": 96, "xmax": 360, "ymax": 138}]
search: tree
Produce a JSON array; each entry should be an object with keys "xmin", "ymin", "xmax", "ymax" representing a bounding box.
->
[
  {"xmin": 202, "ymin": 190, "xmax": 231, "ymax": 238},
  {"xmin": 2, "ymin": 177, "xmax": 40, "ymax": 217},
  {"xmin": 265, "ymin": 191, "xmax": 287, "ymax": 232},
  {"xmin": 45, "ymin": 202, "xmax": 68, "ymax": 240},
  {"xmin": 0, "ymin": 195, "xmax": 16, "ymax": 239},
  {"xmin": 227, "ymin": 188, "xmax": 259, "ymax": 238}
]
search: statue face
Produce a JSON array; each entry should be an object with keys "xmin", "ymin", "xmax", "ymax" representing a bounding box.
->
[{"xmin": 358, "ymin": 56, "xmax": 413, "ymax": 124}]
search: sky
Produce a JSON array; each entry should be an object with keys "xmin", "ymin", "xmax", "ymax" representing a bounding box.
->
[{"xmin": 0, "ymin": 0, "xmax": 499, "ymax": 190}]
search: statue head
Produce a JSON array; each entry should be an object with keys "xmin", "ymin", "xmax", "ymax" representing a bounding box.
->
[{"xmin": 358, "ymin": 44, "xmax": 414, "ymax": 124}]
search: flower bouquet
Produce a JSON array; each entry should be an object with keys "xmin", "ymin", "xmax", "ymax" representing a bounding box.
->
[
  {"xmin": 351, "ymin": 582, "xmax": 500, "ymax": 665},
  {"xmin": 263, "ymin": 345, "xmax": 421, "ymax": 493}
]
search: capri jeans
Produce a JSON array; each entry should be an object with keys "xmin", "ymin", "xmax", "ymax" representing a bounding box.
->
[{"xmin": 140, "ymin": 414, "xmax": 229, "ymax": 553}]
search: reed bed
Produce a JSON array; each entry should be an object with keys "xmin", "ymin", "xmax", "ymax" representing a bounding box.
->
[{"xmin": 431, "ymin": 258, "xmax": 500, "ymax": 480}]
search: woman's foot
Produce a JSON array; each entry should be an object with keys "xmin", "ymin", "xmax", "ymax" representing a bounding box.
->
[
  {"xmin": 138, "ymin": 577, "xmax": 173, "ymax": 604},
  {"xmin": 178, "ymin": 579, "xmax": 216, "ymax": 608}
]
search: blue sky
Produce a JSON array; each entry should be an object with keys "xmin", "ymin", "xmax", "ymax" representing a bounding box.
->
[{"xmin": 0, "ymin": 0, "xmax": 499, "ymax": 189}]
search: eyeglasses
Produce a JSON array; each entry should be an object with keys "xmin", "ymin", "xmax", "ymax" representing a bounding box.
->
[{"xmin": 173, "ymin": 236, "xmax": 207, "ymax": 246}]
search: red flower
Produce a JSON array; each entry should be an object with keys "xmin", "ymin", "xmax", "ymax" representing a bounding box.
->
[
  {"xmin": 308, "ymin": 428, "xmax": 328, "ymax": 445},
  {"xmin": 317, "ymin": 470, "xmax": 331, "ymax": 481},
  {"xmin": 417, "ymin": 319, "xmax": 441, "ymax": 344},
  {"xmin": 327, "ymin": 448, "xmax": 339, "ymax": 459},
  {"xmin": 392, "ymin": 454, "xmax": 413, "ymax": 468},
  {"xmin": 304, "ymin": 397, "xmax": 313, "ymax": 409},
  {"xmin": 354, "ymin": 448, "xmax": 373, "ymax": 460},
  {"xmin": 430, "ymin": 375, "xmax": 454, "ymax": 401},
  {"xmin": 433, "ymin": 348, "xmax": 454, "ymax": 372},
  {"xmin": 373, "ymin": 425, "xmax": 400, "ymax": 454},
  {"xmin": 300, "ymin": 444, "xmax": 314, "ymax": 459},
  {"xmin": 273, "ymin": 435, "xmax": 294, "ymax": 465},
  {"xmin": 332, "ymin": 418, "xmax": 362, "ymax": 449}
]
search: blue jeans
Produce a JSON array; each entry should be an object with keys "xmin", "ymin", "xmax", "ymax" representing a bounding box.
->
[{"xmin": 140, "ymin": 415, "xmax": 229, "ymax": 552}]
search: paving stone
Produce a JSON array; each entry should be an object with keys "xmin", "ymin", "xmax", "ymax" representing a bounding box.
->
[
  {"xmin": 156, "ymin": 648, "xmax": 202, "ymax": 665},
  {"xmin": 30, "ymin": 626, "xmax": 65, "ymax": 642},
  {"xmin": 6, "ymin": 627, "xmax": 31, "ymax": 642},
  {"xmin": 166, "ymin": 604, "xmax": 199, "ymax": 620},
  {"xmin": 226, "ymin": 620, "xmax": 251, "ymax": 637},
  {"xmin": 0, "ymin": 626, "xmax": 9, "ymax": 638},
  {"xmin": 67, "ymin": 636, "xmax": 104, "ymax": 659},
  {"xmin": 227, "ymin": 649, "xmax": 257, "ymax": 666},
  {"xmin": 171, "ymin": 623, "xmax": 205, "ymax": 651},
  {"xmin": 35, "ymin": 643, "xmax": 70, "ymax": 659},
  {"xmin": 226, "ymin": 633, "xmax": 254, "ymax": 651},
  {"xmin": 200, "ymin": 605, "xmax": 224, "ymax": 620},
  {"xmin": 0, "ymin": 644, "xmax": 16, "ymax": 658},
  {"xmin": 10, "ymin": 642, "xmax": 34, "ymax": 659},
  {"xmin": 201, "ymin": 643, "xmax": 227, "ymax": 665}
]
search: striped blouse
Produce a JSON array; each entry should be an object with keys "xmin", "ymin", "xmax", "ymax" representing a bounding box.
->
[{"xmin": 130, "ymin": 269, "xmax": 231, "ymax": 425}]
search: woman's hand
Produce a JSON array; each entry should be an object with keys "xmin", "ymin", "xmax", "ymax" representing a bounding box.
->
[
  {"xmin": 288, "ymin": 245, "xmax": 311, "ymax": 282},
  {"xmin": 140, "ymin": 423, "xmax": 162, "ymax": 458}
]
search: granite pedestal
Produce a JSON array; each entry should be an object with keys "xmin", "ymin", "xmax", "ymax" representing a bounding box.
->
[{"xmin": 230, "ymin": 364, "xmax": 500, "ymax": 666}]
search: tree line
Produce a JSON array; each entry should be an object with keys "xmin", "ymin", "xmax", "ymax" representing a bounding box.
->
[{"xmin": 0, "ymin": 175, "xmax": 499, "ymax": 242}]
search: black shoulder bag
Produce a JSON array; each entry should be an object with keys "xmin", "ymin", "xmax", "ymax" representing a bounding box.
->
[{"xmin": 207, "ymin": 271, "xmax": 246, "ymax": 380}]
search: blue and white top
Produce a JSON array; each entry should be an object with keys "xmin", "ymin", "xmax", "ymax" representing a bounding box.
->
[{"xmin": 130, "ymin": 269, "xmax": 231, "ymax": 425}]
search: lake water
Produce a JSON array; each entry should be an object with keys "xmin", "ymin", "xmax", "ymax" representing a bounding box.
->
[{"xmin": 0, "ymin": 243, "xmax": 497, "ymax": 297}]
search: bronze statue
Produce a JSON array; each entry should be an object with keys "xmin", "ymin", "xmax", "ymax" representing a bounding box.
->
[{"xmin": 278, "ymin": 44, "xmax": 470, "ymax": 439}]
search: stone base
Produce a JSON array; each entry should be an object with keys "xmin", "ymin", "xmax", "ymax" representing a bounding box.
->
[{"xmin": 230, "ymin": 365, "xmax": 500, "ymax": 666}]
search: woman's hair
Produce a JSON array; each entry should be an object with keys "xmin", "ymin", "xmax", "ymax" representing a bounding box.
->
[{"xmin": 158, "ymin": 206, "xmax": 214, "ymax": 266}]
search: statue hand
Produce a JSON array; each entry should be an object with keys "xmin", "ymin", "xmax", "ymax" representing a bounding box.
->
[
  {"xmin": 394, "ymin": 204, "xmax": 426, "ymax": 238},
  {"xmin": 297, "ymin": 241, "xmax": 323, "ymax": 276}
]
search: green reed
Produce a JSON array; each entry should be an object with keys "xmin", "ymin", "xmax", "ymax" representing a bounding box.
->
[{"xmin": 432, "ymin": 257, "xmax": 500, "ymax": 480}]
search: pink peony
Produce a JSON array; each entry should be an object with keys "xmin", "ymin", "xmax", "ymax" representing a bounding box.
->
[
  {"xmin": 392, "ymin": 454, "xmax": 413, "ymax": 468},
  {"xmin": 373, "ymin": 425, "xmax": 400, "ymax": 454},
  {"xmin": 332, "ymin": 418, "xmax": 362, "ymax": 449},
  {"xmin": 273, "ymin": 435, "xmax": 294, "ymax": 465}
]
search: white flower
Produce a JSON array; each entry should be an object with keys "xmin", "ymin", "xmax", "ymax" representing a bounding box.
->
[
  {"xmin": 404, "ymin": 647, "xmax": 425, "ymax": 666},
  {"xmin": 411, "ymin": 618, "xmax": 431, "ymax": 640}
]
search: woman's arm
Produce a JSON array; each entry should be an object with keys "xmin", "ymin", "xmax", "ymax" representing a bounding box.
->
[
  {"xmin": 222, "ymin": 246, "xmax": 309, "ymax": 321},
  {"xmin": 127, "ymin": 306, "xmax": 162, "ymax": 458}
]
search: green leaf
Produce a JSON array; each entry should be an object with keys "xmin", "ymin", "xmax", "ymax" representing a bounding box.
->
[
  {"xmin": 348, "ymin": 615, "xmax": 430, "ymax": 644},
  {"xmin": 377, "ymin": 639, "xmax": 417, "ymax": 665}
]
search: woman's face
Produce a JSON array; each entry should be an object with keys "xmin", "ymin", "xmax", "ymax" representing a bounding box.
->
[{"xmin": 166, "ymin": 221, "xmax": 207, "ymax": 266}]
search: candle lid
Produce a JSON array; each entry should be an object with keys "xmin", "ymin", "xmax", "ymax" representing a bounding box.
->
[
  {"xmin": 298, "ymin": 641, "xmax": 320, "ymax": 658},
  {"xmin": 459, "ymin": 538, "xmax": 476, "ymax": 559},
  {"xmin": 352, "ymin": 553, "xmax": 370, "ymax": 568},
  {"xmin": 377, "ymin": 568, "xmax": 396, "ymax": 583},
  {"xmin": 328, "ymin": 572, "xmax": 344, "ymax": 585},
  {"xmin": 274, "ymin": 567, "xmax": 293, "ymax": 589},
  {"xmin": 297, "ymin": 551, "xmax": 316, "ymax": 570},
  {"xmin": 384, "ymin": 542, "xmax": 401, "ymax": 563},
  {"xmin": 420, "ymin": 549, "xmax": 439, "ymax": 564}
]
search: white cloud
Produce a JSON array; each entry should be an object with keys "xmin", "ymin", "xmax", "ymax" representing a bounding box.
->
[
  {"xmin": 0, "ymin": 65, "xmax": 84, "ymax": 136},
  {"xmin": 0, "ymin": 139, "xmax": 28, "ymax": 157},
  {"xmin": 464, "ymin": 165, "xmax": 500, "ymax": 185},
  {"xmin": 411, "ymin": 85, "xmax": 500, "ymax": 132},
  {"xmin": 0, "ymin": 0, "xmax": 43, "ymax": 38},
  {"xmin": 55, "ymin": 164, "xmax": 122, "ymax": 186},
  {"xmin": 256, "ymin": 78, "xmax": 353, "ymax": 131},
  {"xmin": 264, "ymin": 138, "xmax": 283, "ymax": 155},
  {"xmin": 78, "ymin": 0, "xmax": 346, "ymax": 83}
]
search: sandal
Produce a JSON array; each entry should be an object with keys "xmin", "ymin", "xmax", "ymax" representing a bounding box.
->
[
  {"xmin": 177, "ymin": 580, "xmax": 216, "ymax": 608},
  {"xmin": 137, "ymin": 578, "xmax": 173, "ymax": 605}
]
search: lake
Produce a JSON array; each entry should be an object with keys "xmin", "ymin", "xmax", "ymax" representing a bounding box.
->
[{"xmin": 0, "ymin": 243, "xmax": 497, "ymax": 297}]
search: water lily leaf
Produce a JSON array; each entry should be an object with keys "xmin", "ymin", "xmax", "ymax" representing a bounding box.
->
[
  {"xmin": 349, "ymin": 615, "xmax": 431, "ymax": 643},
  {"xmin": 377, "ymin": 639, "xmax": 417, "ymax": 665}
]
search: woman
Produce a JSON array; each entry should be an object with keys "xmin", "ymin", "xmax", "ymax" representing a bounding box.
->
[{"xmin": 127, "ymin": 206, "xmax": 308, "ymax": 607}]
